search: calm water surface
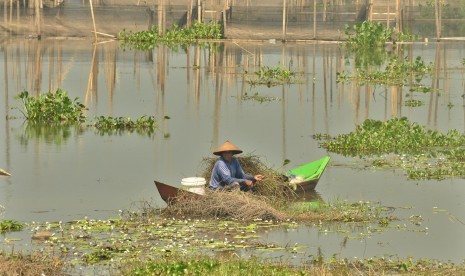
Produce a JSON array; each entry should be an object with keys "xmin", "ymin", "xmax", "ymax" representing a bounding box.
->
[{"xmin": 1, "ymin": 38, "xmax": 465, "ymax": 263}]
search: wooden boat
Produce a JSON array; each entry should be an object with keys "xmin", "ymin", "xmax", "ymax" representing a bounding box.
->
[
  {"xmin": 154, "ymin": 181, "xmax": 202, "ymax": 204},
  {"xmin": 286, "ymin": 156, "xmax": 330, "ymax": 192},
  {"xmin": 155, "ymin": 156, "xmax": 330, "ymax": 203}
]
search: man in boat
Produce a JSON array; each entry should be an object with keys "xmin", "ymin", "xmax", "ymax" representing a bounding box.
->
[{"xmin": 209, "ymin": 141, "xmax": 264, "ymax": 191}]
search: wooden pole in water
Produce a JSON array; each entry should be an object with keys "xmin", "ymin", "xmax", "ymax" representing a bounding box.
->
[
  {"xmin": 387, "ymin": 0, "xmax": 390, "ymax": 28},
  {"xmin": 187, "ymin": 0, "xmax": 191, "ymax": 28},
  {"xmin": 89, "ymin": 0, "xmax": 98, "ymax": 40},
  {"xmin": 282, "ymin": 0, "xmax": 286, "ymax": 41},
  {"xmin": 434, "ymin": 0, "xmax": 441, "ymax": 40},
  {"xmin": 158, "ymin": 0, "xmax": 163, "ymax": 35},
  {"xmin": 368, "ymin": 0, "xmax": 373, "ymax": 22},
  {"xmin": 313, "ymin": 0, "xmax": 316, "ymax": 38},
  {"xmin": 395, "ymin": 0, "xmax": 399, "ymax": 32},
  {"xmin": 197, "ymin": 0, "xmax": 201, "ymax": 23},
  {"xmin": 35, "ymin": 0, "xmax": 41, "ymax": 38}
]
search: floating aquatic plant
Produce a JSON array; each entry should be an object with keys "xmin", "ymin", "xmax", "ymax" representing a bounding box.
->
[
  {"xmin": 16, "ymin": 89, "xmax": 87, "ymax": 123},
  {"xmin": 315, "ymin": 117, "xmax": 465, "ymax": 180},
  {"xmin": 315, "ymin": 117, "xmax": 465, "ymax": 156},
  {"xmin": 337, "ymin": 56, "xmax": 433, "ymax": 87},
  {"xmin": 0, "ymin": 220, "xmax": 23, "ymax": 233},
  {"xmin": 119, "ymin": 21, "xmax": 223, "ymax": 50},
  {"xmin": 404, "ymin": 99, "xmax": 424, "ymax": 107},
  {"xmin": 240, "ymin": 92, "xmax": 281, "ymax": 103},
  {"xmin": 343, "ymin": 21, "xmax": 417, "ymax": 67},
  {"xmin": 245, "ymin": 65, "xmax": 299, "ymax": 87},
  {"xmin": 90, "ymin": 115, "xmax": 157, "ymax": 136}
]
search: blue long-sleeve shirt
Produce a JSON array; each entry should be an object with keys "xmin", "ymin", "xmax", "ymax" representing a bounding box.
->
[{"xmin": 209, "ymin": 157, "xmax": 254, "ymax": 190}]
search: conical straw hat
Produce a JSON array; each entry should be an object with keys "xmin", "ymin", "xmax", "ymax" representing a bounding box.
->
[{"xmin": 213, "ymin": 141, "xmax": 243, "ymax": 156}]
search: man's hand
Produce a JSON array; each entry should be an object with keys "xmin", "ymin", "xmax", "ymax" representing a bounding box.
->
[
  {"xmin": 254, "ymin": 175, "xmax": 264, "ymax": 181},
  {"xmin": 245, "ymin": 179, "xmax": 254, "ymax": 186}
]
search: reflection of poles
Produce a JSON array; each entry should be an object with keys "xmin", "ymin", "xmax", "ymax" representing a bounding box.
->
[
  {"xmin": 85, "ymin": 44, "xmax": 98, "ymax": 107},
  {"xmin": 213, "ymin": 47, "xmax": 222, "ymax": 150},
  {"xmin": 282, "ymin": 84, "xmax": 287, "ymax": 163},
  {"xmin": 49, "ymin": 47, "xmax": 55, "ymax": 92},
  {"xmin": 57, "ymin": 43, "xmax": 63, "ymax": 87},
  {"xmin": 194, "ymin": 45, "xmax": 201, "ymax": 108},
  {"xmin": 312, "ymin": 44, "xmax": 316, "ymax": 127},
  {"xmin": 323, "ymin": 47, "xmax": 329, "ymax": 132},
  {"xmin": 428, "ymin": 44, "xmax": 441, "ymax": 126},
  {"xmin": 105, "ymin": 42, "xmax": 117, "ymax": 110},
  {"xmin": 33, "ymin": 41, "xmax": 42, "ymax": 94}
]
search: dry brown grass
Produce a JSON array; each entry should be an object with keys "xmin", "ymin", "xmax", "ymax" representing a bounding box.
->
[
  {"xmin": 162, "ymin": 190, "xmax": 290, "ymax": 221},
  {"xmin": 0, "ymin": 253, "xmax": 63, "ymax": 276},
  {"xmin": 199, "ymin": 155, "xmax": 297, "ymax": 200},
  {"xmin": 162, "ymin": 155, "xmax": 299, "ymax": 221}
]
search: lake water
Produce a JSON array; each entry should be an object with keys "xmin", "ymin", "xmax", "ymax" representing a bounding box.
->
[{"xmin": 1, "ymin": 38, "xmax": 465, "ymax": 263}]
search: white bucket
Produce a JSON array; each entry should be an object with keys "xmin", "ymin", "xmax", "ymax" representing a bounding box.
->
[{"xmin": 181, "ymin": 177, "xmax": 206, "ymax": 195}]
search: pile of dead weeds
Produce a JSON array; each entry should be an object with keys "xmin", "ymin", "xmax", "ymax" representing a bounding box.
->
[
  {"xmin": 162, "ymin": 155, "xmax": 297, "ymax": 221},
  {"xmin": 0, "ymin": 253, "xmax": 64, "ymax": 276},
  {"xmin": 161, "ymin": 190, "xmax": 290, "ymax": 221}
]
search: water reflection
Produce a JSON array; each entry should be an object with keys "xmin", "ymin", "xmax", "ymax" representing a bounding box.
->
[
  {"xmin": 1, "ymin": 38, "xmax": 465, "ymax": 262},
  {"xmin": 15, "ymin": 122, "xmax": 84, "ymax": 147}
]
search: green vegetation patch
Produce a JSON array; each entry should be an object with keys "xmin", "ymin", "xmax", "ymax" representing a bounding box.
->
[
  {"xmin": 119, "ymin": 21, "xmax": 223, "ymax": 50},
  {"xmin": 244, "ymin": 65, "xmax": 299, "ymax": 87},
  {"xmin": 404, "ymin": 99, "xmax": 425, "ymax": 107},
  {"xmin": 315, "ymin": 117, "xmax": 465, "ymax": 180},
  {"xmin": 15, "ymin": 89, "xmax": 158, "ymax": 138},
  {"xmin": 343, "ymin": 21, "xmax": 417, "ymax": 67},
  {"xmin": 240, "ymin": 92, "xmax": 281, "ymax": 103},
  {"xmin": 121, "ymin": 254, "xmax": 465, "ymax": 276},
  {"xmin": 16, "ymin": 89, "xmax": 87, "ymax": 123},
  {"xmin": 90, "ymin": 115, "xmax": 157, "ymax": 136},
  {"xmin": 123, "ymin": 255, "xmax": 307, "ymax": 276},
  {"xmin": 0, "ymin": 220, "xmax": 23, "ymax": 233},
  {"xmin": 337, "ymin": 56, "xmax": 433, "ymax": 87}
]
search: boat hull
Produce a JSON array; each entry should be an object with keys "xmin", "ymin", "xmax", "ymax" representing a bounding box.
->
[
  {"xmin": 294, "ymin": 178, "xmax": 319, "ymax": 192},
  {"xmin": 154, "ymin": 181, "xmax": 202, "ymax": 204}
]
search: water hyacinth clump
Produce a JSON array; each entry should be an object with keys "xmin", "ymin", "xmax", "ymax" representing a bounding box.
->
[
  {"xmin": 14, "ymin": 89, "xmax": 158, "ymax": 136},
  {"xmin": 16, "ymin": 89, "xmax": 87, "ymax": 123},
  {"xmin": 90, "ymin": 115, "xmax": 157, "ymax": 136},
  {"xmin": 245, "ymin": 65, "xmax": 299, "ymax": 87},
  {"xmin": 337, "ymin": 56, "xmax": 433, "ymax": 87},
  {"xmin": 119, "ymin": 21, "xmax": 223, "ymax": 50},
  {"xmin": 315, "ymin": 117, "xmax": 465, "ymax": 156},
  {"xmin": 0, "ymin": 220, "xmax": 23, "ymax": 233},
  {"xmin": 315, "ymin": 117, "xmax": 465, "ymax": 180}
]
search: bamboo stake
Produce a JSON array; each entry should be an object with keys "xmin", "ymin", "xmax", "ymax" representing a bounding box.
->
[
  {"xmin": 187, "ymin": 0, "xmax": 192, "ymax": 28},
  {"xmin": 313, "ymin": 0, "xmax": 316, "ymax": 38},
  {"xmin": 282, "ymin": 0, "xmax": 286, "ymax": 41},
  {"xmin": 35, "ymin": 0, "xmax": 41, "ymax": 38},
  {"xmin": 395, "ymin": 0, "xmax": 399, "ymax": 33},
  {"xmin": 197, "ymin": 0, "xmax": 201, "ymax": 23},
  {"xmin": 368, "ymin": 0, "xmax": 373, "ymax": 22},
  {"xmin": 89, "ymin": 0, "xmax": 98, "ymax": 40},
  {"xmin": 91, "ymin": 31, "xmax": 116, "ymax": 38},
  {"xmin": 434, "ymin": 0, "xmax": 441, "ymax": 40},
  {"xmin": 387, "ymin": 0, "xmax": 390, "ymax": 28}
]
